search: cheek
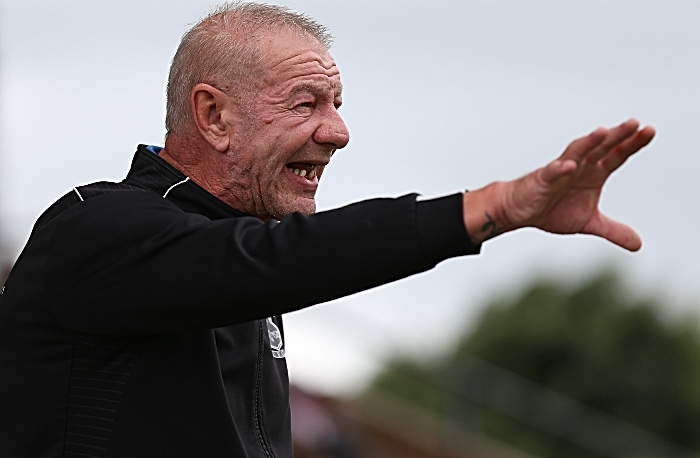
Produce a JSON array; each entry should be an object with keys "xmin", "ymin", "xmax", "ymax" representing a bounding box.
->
[{"xmin": 269, "ymin": 115, "xmax": 318, "ymax": 145}]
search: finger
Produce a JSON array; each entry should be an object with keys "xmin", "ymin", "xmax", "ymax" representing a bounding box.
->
[
  {"xmin": 584, "ymin": 212, "xmax": 642, "ymax": 252},
  {"xmin": 539, "ymin": 158, "xmax": 577, "ymax": 185},
  {"xmin": 560, "ymin": 119, "xmax": 643, "ymax": 164},
  {"xmin": 582, "ymin": 118, "xmax": 641, "ymax": 165},
  {"xmin": 599, "ymin": 125, "xmax": 656, "ymax": 173},
  {"xmin": 559, "ymin": 127, "xmax": 608, "ymax": 162}
]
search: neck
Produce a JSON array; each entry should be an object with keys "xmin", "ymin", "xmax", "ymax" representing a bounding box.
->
[
  {"xmin": 161, "ymin": 132, "xmax": 254, "ymax": 217},
  {"xmin": 161, "ymin": 133, "xmax": 223, "ymax": 197}
]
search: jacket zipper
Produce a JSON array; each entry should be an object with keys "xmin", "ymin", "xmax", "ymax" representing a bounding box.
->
[{"xmin": 254, "ymin": 320, "xmax": 274, "ymax": 458}]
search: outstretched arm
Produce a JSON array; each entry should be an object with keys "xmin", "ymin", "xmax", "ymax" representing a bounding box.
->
[{"xmin": 462, "ymin": 119, "xmax": 656, "ymax": 251}]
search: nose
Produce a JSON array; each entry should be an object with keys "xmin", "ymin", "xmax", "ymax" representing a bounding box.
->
[{"xmin": 313, "ymin": 106, "xmax": 350, "ymax": 150}]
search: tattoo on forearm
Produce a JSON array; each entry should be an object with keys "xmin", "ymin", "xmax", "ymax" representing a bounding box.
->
[{"xmin": 481, "ymin": 212, "xmax": 502, "ymax": 240}]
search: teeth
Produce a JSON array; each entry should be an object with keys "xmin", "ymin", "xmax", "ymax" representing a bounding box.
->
[{"xmin": 287, "ymin": 165, "xmax": 316, "ymax": 180}]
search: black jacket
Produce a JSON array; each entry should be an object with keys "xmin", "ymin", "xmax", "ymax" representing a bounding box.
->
[{"xmin": 0, "ymin": 145, "xmax": 479, "ymax": 457}]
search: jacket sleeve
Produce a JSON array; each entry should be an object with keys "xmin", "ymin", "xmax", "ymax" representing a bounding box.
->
[{"xmin": 44, "ymin": 190, "xmax": 479, "ymax": 334}]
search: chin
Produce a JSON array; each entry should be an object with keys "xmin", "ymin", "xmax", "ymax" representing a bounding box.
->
[
  {"xmin": 289, "ymin": 199, "xmax": 317, "ymax": 217},
  {"xmin": 293, "ymin": 203, "xmax": 317, "ymax": 216},
  {"xmin": 269, "ymin": 199, "xmax": 316, "ymax": 220}
]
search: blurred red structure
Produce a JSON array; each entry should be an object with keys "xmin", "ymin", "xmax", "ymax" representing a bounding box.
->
[{"xmin": 290, "ymin": 385, "xmax": 532, "ymax": 458}]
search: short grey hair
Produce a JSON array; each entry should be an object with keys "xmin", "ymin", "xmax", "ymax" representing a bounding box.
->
[{"xmin": 165, "ymin": 2, "xmax": 334, "ymax": 137}]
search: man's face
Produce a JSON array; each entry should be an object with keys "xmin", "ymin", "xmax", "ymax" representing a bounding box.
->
[{"xmin": 222, "ymin": 30, "xmax": 349, "ymax": 221}]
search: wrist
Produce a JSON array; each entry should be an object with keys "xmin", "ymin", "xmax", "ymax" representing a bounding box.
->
[{"xmin": 462, "ymin": 181, "xmax": 514, "ymax": 244}]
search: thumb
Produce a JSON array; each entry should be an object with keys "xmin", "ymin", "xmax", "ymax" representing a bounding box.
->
[{"xmin": 584, "ymin": 213, "xmax": 642, "ymax": 251}]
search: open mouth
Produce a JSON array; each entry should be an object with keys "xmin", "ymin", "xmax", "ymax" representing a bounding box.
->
[{"xmin": 286, "ymin": 162, "xmax": 317, "ymax": 180}]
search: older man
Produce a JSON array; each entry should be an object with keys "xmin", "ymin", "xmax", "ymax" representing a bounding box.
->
[{"xmin": 0, "ymin": 3, "xmax": 654, "ymax": 458}]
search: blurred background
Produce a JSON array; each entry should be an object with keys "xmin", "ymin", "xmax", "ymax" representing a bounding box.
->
[{"xmin": 2, "ymin": 0, "xmax": 699, "ymax": 456}]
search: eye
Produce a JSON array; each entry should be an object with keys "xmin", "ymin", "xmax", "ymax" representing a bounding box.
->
[{"xmin": 294, "ymin": 101, "xmax": 313, "ymax": 110}]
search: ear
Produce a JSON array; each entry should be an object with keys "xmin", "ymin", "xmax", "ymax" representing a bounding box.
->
[{"xmin": 190, "ymin": 83, "xmax": 234, "ymax": 153}]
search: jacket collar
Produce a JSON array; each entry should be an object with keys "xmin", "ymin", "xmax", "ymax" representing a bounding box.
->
[{"xmin": 123, "ymin": 145, "xmax": 249, "ymax": 220}]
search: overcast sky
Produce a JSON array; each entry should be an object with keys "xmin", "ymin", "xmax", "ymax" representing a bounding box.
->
[{"xmin": 2, "ymin": 0, "xmax": 699, "ymax": 394}]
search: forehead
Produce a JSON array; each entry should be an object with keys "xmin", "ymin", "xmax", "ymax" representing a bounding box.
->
[{"xmin": 258, "ymin": 30, "xmax": 342, "ymax": 95}]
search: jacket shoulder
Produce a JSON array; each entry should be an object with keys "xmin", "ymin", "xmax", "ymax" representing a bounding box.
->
[
  {"xmin": 34, "ymin": 182, "xmax": 154, "ymax": 232},
  {"xmin": 75, "ymin": 181, "xmax": 149, "ymax": 201}
]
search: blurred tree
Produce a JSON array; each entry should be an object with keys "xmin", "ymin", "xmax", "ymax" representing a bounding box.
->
[{"xmin": 370, "ymin": 271, "xmax": 700, "ymax": 457}]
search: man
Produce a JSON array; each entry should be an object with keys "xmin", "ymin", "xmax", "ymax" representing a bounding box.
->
[{"xmin": 0, "ymin": 2, "xmax": 654, "ymax": 458}]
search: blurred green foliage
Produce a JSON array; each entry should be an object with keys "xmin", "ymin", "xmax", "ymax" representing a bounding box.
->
[{"xmin": 370, "ymin": 271, "xmax": 700, "ymax": 457}]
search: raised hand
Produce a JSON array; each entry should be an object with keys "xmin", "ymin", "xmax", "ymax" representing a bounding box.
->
[{"xmin": 462, "ymin": 119, "xmax": 656, "ymax": 251}]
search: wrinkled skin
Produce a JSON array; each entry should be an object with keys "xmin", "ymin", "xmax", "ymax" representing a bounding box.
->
[
  {"xmin": 217, "ymin": 31, "xmax": 349, "ymax": 220},
  {"xmin": 162, "ymin": 30, "xmax": 349, "ymax": 222}
]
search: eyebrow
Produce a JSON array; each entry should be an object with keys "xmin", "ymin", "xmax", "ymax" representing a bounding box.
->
[{"xmin": 290, "ymin": 81, "xmax": 343, "ymax": 98}]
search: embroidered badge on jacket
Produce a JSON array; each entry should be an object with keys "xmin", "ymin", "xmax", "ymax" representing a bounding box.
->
[{"xmin": 266, "ymin": 317, "xmax": 285, "ymax": 358}]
